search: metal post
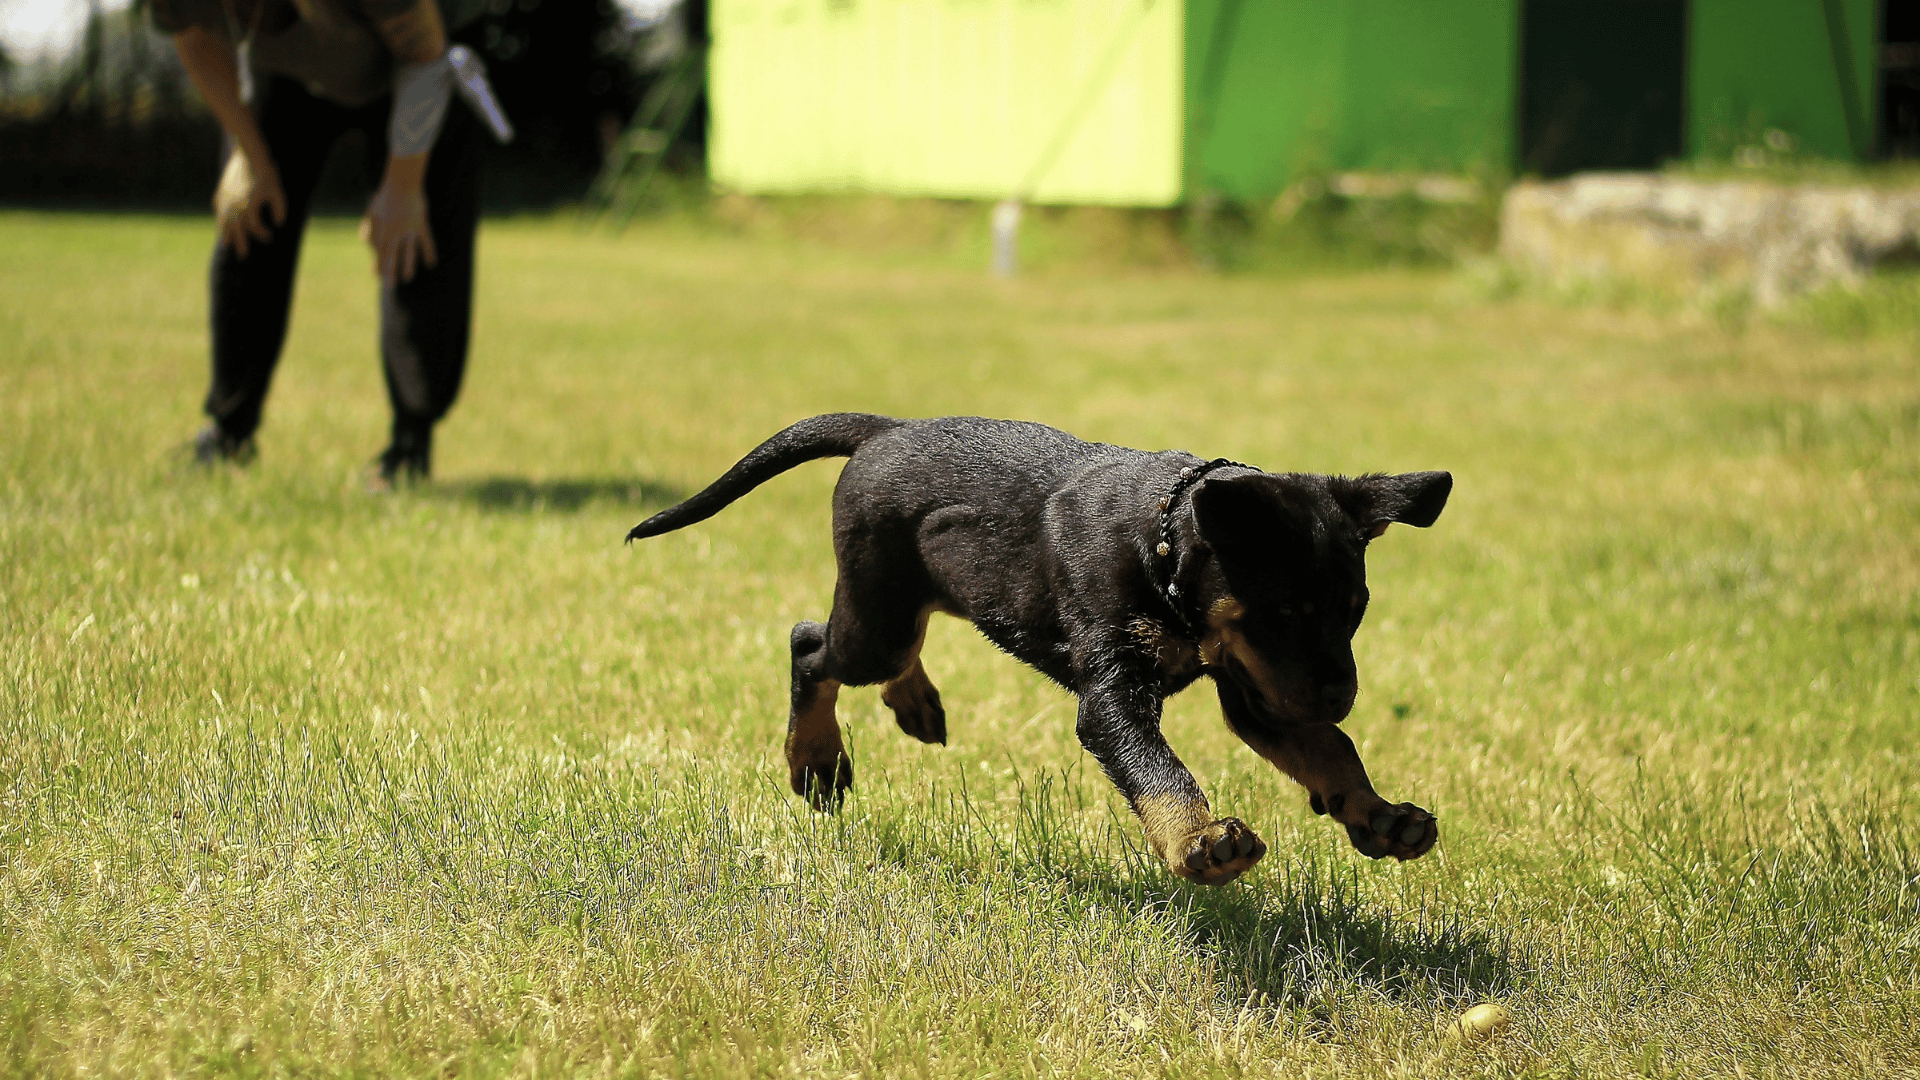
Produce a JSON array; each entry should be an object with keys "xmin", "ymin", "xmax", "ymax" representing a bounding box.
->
[{"xmin": 991, "ymin": 199, "xmax": 1021, "ymax": 278}]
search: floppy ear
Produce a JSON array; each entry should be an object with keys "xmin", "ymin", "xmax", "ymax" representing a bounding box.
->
[
  {"xmin": 1332, "ymin": 472, "xmax": 1453, "ymax": 536},
  {"xmin": 1191, "ymin": 473, "xmax": 1312, "ymax": 566}
]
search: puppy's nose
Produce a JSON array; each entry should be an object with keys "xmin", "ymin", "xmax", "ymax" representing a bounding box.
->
[{"xmin": 1321, "ymin": 684, "xmax": 1354, "ymax": 707}]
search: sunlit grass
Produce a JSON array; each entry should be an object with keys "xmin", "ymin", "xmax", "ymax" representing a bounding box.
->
[{"xmin": 3, "ymin": 211, "xmax": 1918, "ymax": 1077}]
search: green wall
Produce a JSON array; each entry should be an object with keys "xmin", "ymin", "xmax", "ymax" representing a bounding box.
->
[
  {"xmin": 704, "ymin": 0, "xmax": 1882, "ymax": 209},
  {"xmin": 1689, "ymin": 0, "xmax": 1877, "ymax": 162},
  {"xmin": 1186, "ymin": 0, "xmax": 1519, "ymax": 203}
]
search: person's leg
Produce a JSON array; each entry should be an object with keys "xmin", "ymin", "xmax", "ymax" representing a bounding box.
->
[
  {"xmin": 201, "ymin": 76, "xmax": 348, "ymax": 455},
  {"xmin": 362, "ymin": 101, "xmax": 483, "ymax": 480}
]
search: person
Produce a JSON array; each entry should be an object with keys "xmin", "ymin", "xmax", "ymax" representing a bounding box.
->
[{"xmin": 156, "ymin": 0, "xmax": 501, "ymax": 484}]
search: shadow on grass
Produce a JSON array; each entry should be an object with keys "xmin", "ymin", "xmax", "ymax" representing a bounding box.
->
[
  {"xmin": 876, "ymin": 770, "xmax": 1517, "ymax": 1009},
  {"xmin": 1015, "ymin": 848, "xmax": 1518, "ymax": 1009},
  {"xmin": 434, "ymin": 476, "xmax": 684, "ymax": 515},
  {"xmin": 1169, "ymin": 864, "xmax": 1515, "ymax": 1008}
]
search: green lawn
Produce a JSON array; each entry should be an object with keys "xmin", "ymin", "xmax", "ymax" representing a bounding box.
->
[{"xmin": 3, "ymin": 210, "xmax": 1917, "ymax": 1078}]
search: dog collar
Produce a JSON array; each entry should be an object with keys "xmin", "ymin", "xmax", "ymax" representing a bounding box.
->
[{"xmin": 1153, "ymin": 457, "xmax": 1252, "ymax": 628}]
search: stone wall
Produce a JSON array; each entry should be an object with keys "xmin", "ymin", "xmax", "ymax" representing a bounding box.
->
[{"xmin": 1501, "ymin": 174, "xmax": 1920, "ymax": 307}]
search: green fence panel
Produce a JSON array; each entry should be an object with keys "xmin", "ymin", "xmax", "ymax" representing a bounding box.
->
[
  {"xmin": 1689, "ymin": 0, "xmax": 1877, "ymax": 162},
  {"xmin": 1186, "ymin": 0, "xmax": 1517, "ymax": 205},
  {"xmin": 712, "ymin": 0, "xmax": 1880, "ymax": 211},
  {"xmin": 1339, "ymin": 0, "xmax": 1517, "ymax": 177},
  {"xmin": 1185, "ymin": 0, "xmax": 1346, "ymax": 202}
]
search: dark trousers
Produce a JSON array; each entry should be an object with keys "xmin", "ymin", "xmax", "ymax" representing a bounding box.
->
[{"xmin": 205, "ymin": 74, "xmax": 482, "ymax": 445}]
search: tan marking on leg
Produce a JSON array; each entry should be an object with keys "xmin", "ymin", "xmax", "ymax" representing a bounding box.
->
[
  {"xmin": 1237, "ymin": 723, "xmax": 1382, "ymax": 821},
  {"xmin": 881, "ymin": 656, "xmax": 945, "ymax": 742},
  {"xmin": 786, "ymin": 678, "xmax": 848, "ymax": 807},
  {"xmin": 1133, "ymin": 791, "xmax": 1215, "ymax": 863},
  {"xmin": 880, "ymin": 605, "xmax": 951, "ymax": 743},
  {"xmin": 1241, "ymin": 722, "xmax": 1438, "ymax": 861},
  {"xmin": 1134, "ymin": 791, "xmax": 1267, "ymax": 886},
  {"xmin": 881, "ymin": 657, "xmax": 934, "ymax": 708}
]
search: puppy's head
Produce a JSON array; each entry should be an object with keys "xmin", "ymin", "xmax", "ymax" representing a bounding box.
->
[{"xmin": 1192, "ymin": 470, "xmax": 1451, "ymax": 726}]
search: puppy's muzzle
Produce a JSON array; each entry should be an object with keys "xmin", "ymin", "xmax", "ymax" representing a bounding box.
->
[{"xmin": 1320, "ymin": 682, "xmax": 1357, "ymax": 718}]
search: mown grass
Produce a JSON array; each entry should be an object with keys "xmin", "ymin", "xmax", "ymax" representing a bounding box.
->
[{"xmin": 3, "ymin": 210, "xmax": 1918, "ymax": 1078}]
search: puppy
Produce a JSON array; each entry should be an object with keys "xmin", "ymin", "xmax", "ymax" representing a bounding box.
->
[{"xmin": 628, "ymin": 414, "xmax": 1451, "ymax": 885}]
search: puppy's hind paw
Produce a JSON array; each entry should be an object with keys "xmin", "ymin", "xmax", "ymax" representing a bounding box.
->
[
  {"xmin": 789, "ymin": 754, "xmax": 854, "ymax": 813},
  {"xmin": 881, "ymin": 668, "xmax": 947, "ymax": 745},
  {"xmin": 1171, "ymin": 818, "xmax": 1267, "ymax": 886},
  {"xmin": 1343, "ymin": 801, "xmax": 1437, "ymax": 861}
]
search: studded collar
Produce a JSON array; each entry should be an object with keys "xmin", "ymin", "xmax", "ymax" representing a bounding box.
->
[{"xmin": 1151, "ymin": 457, "xmax": 1252, "ymax": 636}]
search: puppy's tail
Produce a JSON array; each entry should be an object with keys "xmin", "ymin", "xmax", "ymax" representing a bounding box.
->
[{"xmin": 626, "ymin": 413, "xmax": 904, "ymax": 542}]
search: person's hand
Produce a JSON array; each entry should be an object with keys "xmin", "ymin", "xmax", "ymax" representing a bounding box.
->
[
  {"xmin": 212, "ymin": 149, "xmax": 286, "ymax": 259},
  {"xmin": 360, "ymin": 172, "xmax": 437, "ymax": 284}
]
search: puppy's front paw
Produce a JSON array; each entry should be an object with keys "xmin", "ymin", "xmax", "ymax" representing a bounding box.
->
[
  {"xmin": 1342, "ymin": 800, "xmax": 1437, "ymax": 861},
  {"xmin": 789, "ymin": 754, "xmax": 853, "ymax": 812},
  {"xmin": 1170, "ymin": 818, "xmax": 1267, "ymax": 886}
]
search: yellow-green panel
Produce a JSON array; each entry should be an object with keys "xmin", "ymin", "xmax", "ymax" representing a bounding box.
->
[{"xmin": 710, "ymin": 0, "xmax": 1184, "ymax": 206}]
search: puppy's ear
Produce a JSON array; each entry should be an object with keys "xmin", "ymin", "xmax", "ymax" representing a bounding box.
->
[
  {"xmin": 1192, "ymin": 474, "xmax": 1311, "ymax": 563},
  {"xmin": 1332, "ymin": 472, "xmax": 1453, "ymax": 535}
]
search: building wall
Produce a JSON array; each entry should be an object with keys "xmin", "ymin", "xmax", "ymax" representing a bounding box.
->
[
  {"xmin": 708, "ymin": 0, "xmax": 1882, "ymax": 211},
  {"xmin": 1186, "ymin": 0, "xmax": 1519, "ymax": 204},
  {"xmin": 1341, "ymin": 1, "xmax": 1518, "ymax": 177},
  {"xmin": 1689, "ymin": 0, "xmax": 1878, "ymax": 162},
  {"xmin": 708, "ymin": 0, "xmax": 1184, "ymax": 206}
]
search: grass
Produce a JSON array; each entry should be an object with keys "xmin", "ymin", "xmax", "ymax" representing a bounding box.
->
[
  {"xmin": 3, "ymin": 208, "xmax": 1918, "ymax": 1078},
  {"xmin": 1778, "ymin": 268, "xmax": 1920, "ymax": 342},
  {"xmin": 680, "ymin": 186, "xmax": 1500, "ymax": 274}
]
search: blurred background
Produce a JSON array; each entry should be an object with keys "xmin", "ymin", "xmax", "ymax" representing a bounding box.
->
[
  {"xmin": 3, "ymin": 0, "xmax": 1918, "ymax": 284},
  {"xmin": 0, "ymin": 0, "xmax": 704, "ymax": 208}
]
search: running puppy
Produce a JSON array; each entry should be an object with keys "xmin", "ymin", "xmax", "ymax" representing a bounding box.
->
[{"xmin": 628, "ymin": 414, "xmax": 1452, "ymax": 885}]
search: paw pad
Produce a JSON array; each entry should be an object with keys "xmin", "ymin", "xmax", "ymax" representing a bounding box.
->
[
  {"xmin": 1344, "ymin": 802, "xmax": 1437, "ymax": 861},
  {"xmin": 1175, "ymin": 818, "xmax": 1267, "ymax": 886}
]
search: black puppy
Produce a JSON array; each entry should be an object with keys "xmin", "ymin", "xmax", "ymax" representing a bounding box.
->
[{"xmin": 628, "ymin": 414, "xmax": 1451, "ymax": 885}]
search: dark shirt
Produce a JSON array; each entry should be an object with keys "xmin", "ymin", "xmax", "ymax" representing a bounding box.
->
[{"xmin": 152, "ymin": 0, "xmax": 484, "ymax": 107}]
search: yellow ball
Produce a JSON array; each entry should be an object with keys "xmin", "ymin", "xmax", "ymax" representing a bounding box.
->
[{"xmin": 1446, "ymin": 1003, "xmax": 1512, "ymax": 1043}]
